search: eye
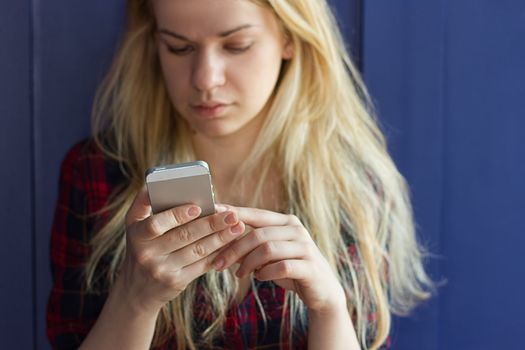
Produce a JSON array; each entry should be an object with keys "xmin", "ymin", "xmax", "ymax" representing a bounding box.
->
[
  {"xmin": 165, "ymin": 44, "xmax": 194, "ymax": 56},
  {"xmin": 225, "ymin": 43, "xmax": 253, "ymax": 54}
]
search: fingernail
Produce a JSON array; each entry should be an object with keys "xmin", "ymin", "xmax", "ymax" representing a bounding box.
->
[
  {"xmin": 224, "ymin": 212, "xmax": 237, "ymax": 225},
  {"xmin": 214, "ymin": 258, "xmax": 225, "ymax": 270},
  {"xmin": 188, "ymin": 206, "xmax": 200, "ymax": 217},
  {"xmin": 230, "ymin": 223, "xmax": 243, "ymax": 234}
]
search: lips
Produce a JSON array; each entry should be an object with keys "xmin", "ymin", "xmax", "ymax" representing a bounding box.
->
[{"xmin": 191, "ymin": 102, "xmax": 231, "ymax": 118}]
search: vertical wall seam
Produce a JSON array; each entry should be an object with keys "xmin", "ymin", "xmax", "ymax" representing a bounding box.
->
[
  {"xmin": 29, "ymin": 0, "xmax": 37, "ymax": 348},
  {"xmin": 437, "ymin": 0, "xmax": 449, "ymax": 349}
]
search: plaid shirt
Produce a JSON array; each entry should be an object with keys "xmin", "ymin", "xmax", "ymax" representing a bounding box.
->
[{"xmin": 47, "ymin": 139, "xmax": 389, "ymax": 349}]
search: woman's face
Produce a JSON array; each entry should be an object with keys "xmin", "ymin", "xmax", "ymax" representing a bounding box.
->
[{"xmin": 153, "ymin": 0, "xmax": 292, "ymax": 138}]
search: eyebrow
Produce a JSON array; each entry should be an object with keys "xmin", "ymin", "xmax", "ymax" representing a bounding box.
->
[{"xmin": 158, "ymin": 24, "xmax": 254, "ymax": 41}]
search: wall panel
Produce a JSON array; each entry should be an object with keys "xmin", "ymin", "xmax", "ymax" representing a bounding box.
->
[
  {"xmin": 0, "ymin": 1, "xmax": 34, "ymax": 348},
  {"xmin": 33, "ymin": 1, "xmax": 125, "ymax": 348},
  {"xmin": 363, "ymin": 2, "xmax": 444, "ymax": 349},
  {"xmin": 440, "ymin": 1, "xmax": 525, "ymax": 348},
  {"xmin": 364, "ymin": 1, "xmax": 525, "ymax": 349}
]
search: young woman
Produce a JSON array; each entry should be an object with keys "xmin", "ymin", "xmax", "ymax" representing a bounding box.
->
[{"xmin": 47, "ymin": 0, "xmax": 433, "ymax": 349}]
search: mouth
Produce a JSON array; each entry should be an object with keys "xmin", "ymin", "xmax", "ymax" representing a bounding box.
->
[{"xmin": 191, "ymin": 102, "xmax": 231, "ymax": 118}]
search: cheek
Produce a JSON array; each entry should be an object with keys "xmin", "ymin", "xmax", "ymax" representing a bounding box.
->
[
  {"xmin": 159, "ymin": 54, "xmax": 189, "ymax": 105},
  {"xmin": 236, "ymin": 49, "xmax": 283, "ymax": 106}
]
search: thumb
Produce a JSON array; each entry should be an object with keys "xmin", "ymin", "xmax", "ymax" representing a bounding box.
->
[{"xmin": 125, "ymin": 186, "xmax": 152, "ymax": 226}]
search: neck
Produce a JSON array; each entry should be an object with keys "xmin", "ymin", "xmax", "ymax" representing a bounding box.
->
[
  {"xmin": 191, "ymin": 116, "xmax": 263, "ymax": 200},
  {"xmin": 192, "ymin": 132, "xmax": 254, "ymax": 180},
  {"xmin": 190, "ymin": 106, "xmax": 285, "ymax": 209}
]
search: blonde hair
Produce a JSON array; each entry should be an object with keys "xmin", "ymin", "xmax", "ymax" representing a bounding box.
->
[{"xmin": 86, "ymin": 0, "xmax": 433, "ymax": 349}]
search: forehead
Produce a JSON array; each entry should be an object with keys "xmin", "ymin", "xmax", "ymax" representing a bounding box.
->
[{"xmin": 152, "ymin": 0, "xmax": 278, "ymax": 38}]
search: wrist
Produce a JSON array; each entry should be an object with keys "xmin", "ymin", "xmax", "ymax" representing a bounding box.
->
[
  {"xmin": 307, "ymin": 290, "xmax": 360, "ymax": 350},
  {"xmin": 309, "ymin": 288, "xmax": 348, "ymax": 318},
  {"xmin": 79, "ymin": 274, "xmax": 161, "ymax": 349},
  {"xmin": 110, "ymin": 274, "xmax": 162, "ymax": 320}
]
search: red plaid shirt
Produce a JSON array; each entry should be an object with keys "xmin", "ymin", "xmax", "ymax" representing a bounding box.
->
[{"xmin": 46, "ymin": 139, "xmax": 390, "ymax": 349}]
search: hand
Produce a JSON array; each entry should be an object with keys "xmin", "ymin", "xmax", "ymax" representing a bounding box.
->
[
  {"xmin": 118, "ymin": 187, "xmax": 246, "ymax": 315},
  {"xmin": 211, "ymin": 205, "xmax": 346, "ymax": 313}
]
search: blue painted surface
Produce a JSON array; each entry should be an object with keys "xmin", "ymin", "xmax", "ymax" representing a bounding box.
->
[
  {"xmin": 0, "ymin": 1, "xmax": 34, "ymax": 349},
  {"xmin": 32, "ymin": 2, "xmax": 126, "ymax": 348},
  {"xmin": 364, "ymin": 1, "xmax": 525, "ymax": 349},
  {"xmin": 33, "ymin": 2, "xmax": 125, "ymax": 348},
  {"xmin": 440, "ymin": 2, "xmax": 525, "ymax": 349}
]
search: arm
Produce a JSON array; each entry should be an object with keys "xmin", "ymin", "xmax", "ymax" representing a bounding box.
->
[
  {"xmin": 78, "ymin": 276, "xmax": 159, "ymax": 350},
  {"xmin": 47, "ymin": 142, "xmax": 104, "ymax": 349},
  {"xmin": 47, "ymin": 143, "xmax": 245, "ymax": 349},
  {"xmin": 47, "ymin": 143, "xmax": 161, "ymax": 349},
  {"xmin": 308, "ymin": 297, "xmax": 361, "ymax": 350}
]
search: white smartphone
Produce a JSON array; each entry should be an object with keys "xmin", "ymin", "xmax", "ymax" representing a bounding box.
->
[{"xmin": 145, "ymin": 161, "xmax": 216, "ymax": 216}]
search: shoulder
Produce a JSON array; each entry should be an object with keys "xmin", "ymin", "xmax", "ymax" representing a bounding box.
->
[
  {"xmin": 60, "ymin": 138, "xmax": 109, "ymax": 175},
  {"xmin": 59, "ymin": 138, "xmax": 106, "ymax": 182},
  {"xmin": 58, "ymin": 137, "xmax": 128, "ymax": 215}
]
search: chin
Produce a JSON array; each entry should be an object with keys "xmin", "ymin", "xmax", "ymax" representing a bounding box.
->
[{"xmin": 192, "ymin": 122, "xmax": 242, "ymax": 139}]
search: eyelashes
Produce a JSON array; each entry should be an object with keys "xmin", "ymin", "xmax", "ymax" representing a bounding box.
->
[
  {"xmin": 165, "ymin": 43, "xmax": 254, "ymax": 56},
  {"xmin": 166, "ymin": 45, "xmax": 194, "ymax": 55},
  {"xmin": 225, "ymin": 44, "xmax": 253, "ymax": 54}
]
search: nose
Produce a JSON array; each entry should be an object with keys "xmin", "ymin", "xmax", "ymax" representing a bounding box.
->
[{"xmin": 191, "ymin": 49, "xmax": 226, "ymax": 92}]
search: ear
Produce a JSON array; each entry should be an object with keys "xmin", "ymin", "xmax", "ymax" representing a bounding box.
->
[{"xmin": 282, "ymin": 39, "xmax": 294, "ymax": 60}]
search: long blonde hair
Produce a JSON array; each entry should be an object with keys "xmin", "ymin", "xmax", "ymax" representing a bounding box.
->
[{"xmin": 86, "ymin": 0, "xmax": 433, "ymax": 349}]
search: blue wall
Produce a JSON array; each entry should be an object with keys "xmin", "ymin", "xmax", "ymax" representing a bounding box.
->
[
  {"xmin": 1, "ymin": 1, "xmax": 524, "ymax": 349},
  {"xmin": 363, "ymin": 1, "xmax": 525, "ymax": 349},
  {"xmin": 0, "ymin": 1, "xmax": 125, "ymax": 348},
  {"xmin": 0, "ymin": 2, "xmax": 33, "ymax": 349}
]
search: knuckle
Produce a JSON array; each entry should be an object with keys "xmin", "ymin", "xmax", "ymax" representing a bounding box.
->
[
  {"xmin": 176, "ymin": 227, "xmax": 192, "ymax": 243},
  {"xmin": 287, "ymin": 214, "xmax": 301, "ymax": 225},
  {"xmin": 164, "ymin": 271, "xmax": 183, "ymax": 290},
  {"xmin": 149, "ymin": 264, "xmax": 165, "ymax": 281},
  {"xmin": 292, "ymin": 224, "xmax": 310, "ymax": 239},
  {"xmin": 304, "ymin": 242, "xmax": 316, "ymax": 256},
  {"xmin": 217, "ymin": 229, "xmax": 230, "ymax": 244},
  {"xmin": 192, "ymin": 242, "xmax": 207, "ymax": 258},
  {"xmin": 134, "ymin": 249, "xmax": 153, "ymax": 266},
  {"xmin": 169, "ymin": 208, "xmax": 185, "ymax": 226},
  {"xmin": 291, "ymin": 224, "xmax": 304, "ymax": 232},
  {"xmin": 279, "ymin": 260, "xmax": 292, "ymax": 275},
  {"xmin": 251, "ymin": 228, "xmax": 266, "ymax": 244},
  {"xmin": 222, "ymin": 244, "xmax": 239, "ymax": 263},
  {"xmin": 209, "ymin": 215, "xmax": 223, "ymax": 233},
  {"xmin": 162, "ymin": 230, "xmax": 177, "ymax": 246},
  {"xmin": 145, "ymin": 217, "xmax": 162, "ymax": 235},
  {"xmin": 261, "ymin": 241, "xmax": 275, "ymax": 258},
  {"xmin": 206, "ymin": 251, "xmax": 222, "ymax": 268},
  {"xmin": 167, "ymin": 280, "xmax": 183, "ymax": 291}
]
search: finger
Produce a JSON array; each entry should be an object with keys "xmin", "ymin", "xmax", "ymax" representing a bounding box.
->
[
  {"xmin": 214, "ymin": 203, "xmax": 229, "ymax": 213},
  {"xmin": 253, "ymin": 259, "xmax": 307, "ymax": 282},
  {"xmin": 166, "ymin": 221, "xmax": 246, "ymax": 269},
  {"xmin": 227, "ymin": 206, "xmax": 302, "ymax": 228},
  {"xmin": 177, "ymin": 249, "xmax": 222, "ymax": 283},
  {"xmin": 165, "ymin": 249, "xmax": 223, "ymax": 289},
  {"xmin": 138, "ymin": 204, "xmax": 202, "ymax": 239},
  {"xmin": 212, "ymin": 226, "xmax": 303, "ymax": 271},
  {"xmin": 156, "ymin": 210, "xmax": 241, "ymax": 253},
  {"xmin": 236, "ymin": 241, "xmax": 310, "ymax": 278},
  {"xmin": 125, "ymin": 186, "xmax": 152, "ymax": 226}
]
